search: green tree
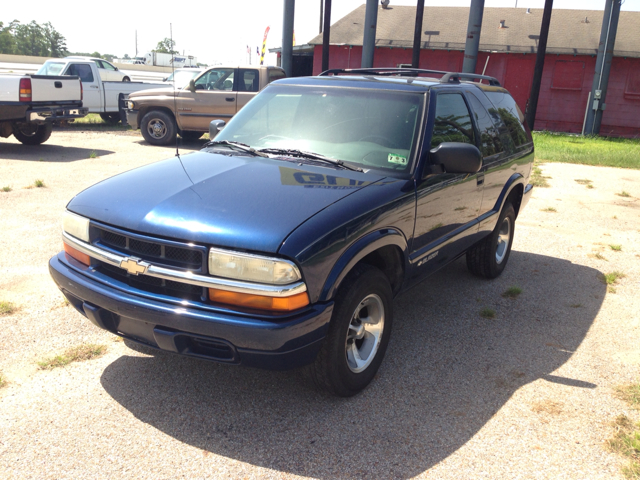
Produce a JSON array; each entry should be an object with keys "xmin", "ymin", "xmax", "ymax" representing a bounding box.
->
[
  {"xmin": 0, "ymin": 20, "xmax": 18, "ymax": 54},
  {"xmin": 153, "ymin": 38, "xmax": 177, "ymax": 54},
  {"xmin": 123, "ymin": 53, "xmax": 130, "ymax": 59},
  {"xmin": 14, "ymin": 21, "xmax": 48, "ymax": 56},
  {"xmin": 42, "ymin": 22, "xmax": 67, "ymax": 57}
]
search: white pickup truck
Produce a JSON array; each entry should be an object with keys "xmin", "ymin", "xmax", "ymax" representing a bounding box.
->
[
  {"xmin": 37, "ymin": 59, "xmax": 166, "ymax": 123},
  {"xmin": 0, "ymin": 74, "xmax": 88, "ymax": 145}
]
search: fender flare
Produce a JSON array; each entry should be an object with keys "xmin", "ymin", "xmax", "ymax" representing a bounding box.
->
[
  {"xmin": 319, "ymin": 228, "xmax": 408, "ymax": 303},
  {"xmin": 493, "ymin": 172, "xmax": 525, "ymax": 216}
]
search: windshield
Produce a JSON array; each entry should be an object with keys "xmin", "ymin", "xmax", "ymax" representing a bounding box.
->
[
  {"xmin": 166, "ymin": 70, "xmax": 201, "ymax": 88},
  {"xmin": 214, "ymin": 84, "xmax": 424, "ymax": 175},
  {"xmin": 36, "ymin": 62, "xmax": 66, "ymax": 76}
]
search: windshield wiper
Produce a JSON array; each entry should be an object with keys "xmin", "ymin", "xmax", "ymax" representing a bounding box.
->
[
  {"xmin": 257, "ymin": 148, "xmax": 363, "ymax": 172},
  {"xmin": 204, "ymin": 140, "xmax": 270, "ymax": 158}
]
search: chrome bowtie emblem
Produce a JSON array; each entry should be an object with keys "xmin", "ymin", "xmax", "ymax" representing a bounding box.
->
[{"xmin": 120, "ymin": 257, "xmax": 149, "ymax": 275}]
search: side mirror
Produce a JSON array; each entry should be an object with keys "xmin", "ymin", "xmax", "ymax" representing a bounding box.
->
[
  {"xmin": 188, "ymin": 79, "xmax": 197, "ymax": 93},
  {"xmin": 209, "ymin": 119, "xmax": 226, "ymax": 139},
  {"xmin": 428, "ymin": 142, "xmax": 482, "ymax": 175},
  {"xmin": 163, "ymin": 77, "xmax": 168, "ymax": 81}
]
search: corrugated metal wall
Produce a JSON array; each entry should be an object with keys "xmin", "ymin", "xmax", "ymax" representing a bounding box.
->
[{"xmin": 313, "ymin": 45, "xmax": 640, "ymax": 137}]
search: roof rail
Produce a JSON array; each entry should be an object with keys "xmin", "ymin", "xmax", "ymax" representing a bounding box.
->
[
  {"xmin": 439, "ymin": 72, "xmax": 501, "ymax": 86},
  {"xmin": 319, "ymin": 68, "xmax": 501, "ymax": 86}
]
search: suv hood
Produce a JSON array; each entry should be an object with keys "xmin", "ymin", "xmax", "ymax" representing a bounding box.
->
[{"xmin": 67, "ymin": 151, "xmax": 385, "ymax": 253}]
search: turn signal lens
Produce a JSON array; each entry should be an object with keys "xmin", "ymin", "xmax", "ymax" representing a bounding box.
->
[
  {"xmin": 208, "ymin": 289, "xmax": 309, "ymax": 311},
  {"xmin": 63, "ymin": 242, "xmax": 91, "ymax": 266}
]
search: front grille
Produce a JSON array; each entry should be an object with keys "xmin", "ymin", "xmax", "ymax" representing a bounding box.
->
[
  {"xmin": 95, "ymin": 226, "xmax": 204, "ymax": 270},
  {"xmin": 99, "ymin": 263, "xmax": 204, "ymax": 301}
]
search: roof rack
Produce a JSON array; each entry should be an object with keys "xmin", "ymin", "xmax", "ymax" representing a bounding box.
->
[{"xmin": 318, "ymin": 68, "xmax": 501, "ymax": 87}]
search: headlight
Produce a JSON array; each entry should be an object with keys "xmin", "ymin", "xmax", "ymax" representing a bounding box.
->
[
  {"xmin": 127, "ymin": 100, "xmax": 135, "ymax": 109},
  {"xmin": 208, "ymin": 248, "xmax": 301, "ymax": 285},
  {"xmin": 62, "ymin": 211, "xmax": 90, "ymax": 242}
]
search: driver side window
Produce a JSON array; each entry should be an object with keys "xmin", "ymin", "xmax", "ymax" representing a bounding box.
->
[
  {"xmin": 431, "ymin": 93, "xmax": 474, "ymax": 148},
  {"xmin": 194, "ymin": 68, "xmax": 235, "ymax": 91}
]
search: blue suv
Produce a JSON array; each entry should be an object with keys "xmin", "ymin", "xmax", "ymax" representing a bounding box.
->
[{"xmin": 49, "ymin": 68, "xmax": 534, "ymax": 396}]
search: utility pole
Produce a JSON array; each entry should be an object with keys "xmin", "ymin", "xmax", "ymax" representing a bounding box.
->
[
  {"xmin": 320, "ymin": 0, "xmax": 324, "ymax": 34},
  {"xmin": 584, "ymin": 0, "xmax": 622, "ymax": 135},
  {"xmin": 462, "ymin": 0, "xmax": 485, "ymax": 73},
  {"xmin": 412, "ymin": 0, "xmax": 425, "ymax": 68},
  {"xmin": 361, "ymin": 0, "xmax": 379, "ymax": 68},
  {"xmin": 525, "ymin": 0, "xmax": 554, "ymax": 130},
  {"xmin": 281, "ymin": 0, "xmax": 295, "ymax": 77},
  {"xmin": 322, "ymin": 0, "xmax": 332, "ymax": 72}
]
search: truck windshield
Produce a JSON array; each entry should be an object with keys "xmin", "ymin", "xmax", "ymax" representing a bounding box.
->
[
  {"xmin": 36, "ymin": 62, "xmax": 66, "ymax": 76},
  {"xmin": 214, "ymin": 84, "xmax": 424, "ymax": 175}
]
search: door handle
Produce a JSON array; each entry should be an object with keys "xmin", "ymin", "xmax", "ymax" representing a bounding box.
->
[
  {"xmin": 90, "ymin": 86, "xmax": 99, "ymax": 89},
  {"xmin": 225, "ymin": 97, "xmax": 234, "ymax": 102}
]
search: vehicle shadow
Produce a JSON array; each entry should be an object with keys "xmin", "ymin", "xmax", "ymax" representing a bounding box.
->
[
  {"xmin": 0, "ymin": 142, "xmax": 114, "ymax": 162},
  {"xmin": 100, "ymin": 251, "xmax": 605, "ymax": 478}
]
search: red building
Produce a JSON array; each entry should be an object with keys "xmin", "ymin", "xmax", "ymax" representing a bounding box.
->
[{"xmin": 306, "ymin": 6, "xmax": 640, "ymax": 137}]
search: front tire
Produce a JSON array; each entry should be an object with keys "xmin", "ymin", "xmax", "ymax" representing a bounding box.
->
[
  {"xmin": 12, "ymin": 122, "xmax": 53, "ymax": 145},
  {"xmin": 122, "ymin": 76, "xmax": 131, "ymax": 82},
  {"xmin": 140, "ymin": 110, "xmax": 176, "ymax": 146},
  {"xmin": 310, "ymin": 264, "xmax": 393, "ymax": 397},
  {"xmin": 466, "ymin": 202, "xmax": 516, "ymax": 279}
]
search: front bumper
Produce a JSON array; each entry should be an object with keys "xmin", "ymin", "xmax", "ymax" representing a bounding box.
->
[
  {"xmin": 49, "ymin": 253, "xmax": 332, "ymax": 370},
  {"xmin": 125, "ymin": 109, "xmax": 139, "ymax": 129}
]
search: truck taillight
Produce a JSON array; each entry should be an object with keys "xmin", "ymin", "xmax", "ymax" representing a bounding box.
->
[{"xmin": 19, "ymin": 78, "xmax": 32, "ymax": 102}]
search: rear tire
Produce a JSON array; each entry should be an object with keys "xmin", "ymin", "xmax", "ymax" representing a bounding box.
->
[
  {"xmin": 99, "ymin": 113, "xmax": 121, "ymax": 124},
  {"xmin": 12, "ymin": 122, "xmax": 53, "ymax": 145},
  {"xmin": 466, "ymin": 202, "xmax": 516, "ymax": 279},
  {"xmin": 140, "ymin": 110, "xmax": 176, "ymax": 146},
  {"xmin": 310, "ymin": 264, "xmax": 393, "ymax": 397}
]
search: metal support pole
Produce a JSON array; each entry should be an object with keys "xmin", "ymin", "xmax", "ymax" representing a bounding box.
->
[
  {"xmin": 412, "ymin": 0, "xmax": 425, "ymax": 68},
  {"xmin": 281, "ymin": 0, "xmax": 295, "ymax": 77},
  {"xmin": 320, "ymin": 0, "xmax": 324, "ymax": 34},
  {"xmin": 462, "ymin": 0, "xmax": 485, "ymax": 73},
  {"xmin": 525, "ymin": 0, "xmax": 553, "ymax": 131},
  {"xmin": 584, "ymin": 0, "xmax": 622, "ymax": 136},
  {"xmin": 361, "ymin": 0, "xmax": 379, "ymax": 68},
  {"xmin": 322, "ymin": 0, "xmax": 332, "ymax": 72}
]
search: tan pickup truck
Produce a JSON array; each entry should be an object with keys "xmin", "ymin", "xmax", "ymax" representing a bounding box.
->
[{"xmin": 126, "ymin": 65, "xmax": 286, "ymax": 145}]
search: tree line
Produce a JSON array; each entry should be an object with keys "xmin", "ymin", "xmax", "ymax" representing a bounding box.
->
[{"xmin": 0, "ymin": 19, "xmax": 116, "ymax": 61}]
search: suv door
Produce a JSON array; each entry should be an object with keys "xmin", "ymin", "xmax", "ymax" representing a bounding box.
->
[
  {"xmin": 176, "ymin": 68, "xmax": 237, "ymax": 131},
  {"xmin": 409, "ymin": 91, "xmax": 484, "ymax": 279}
]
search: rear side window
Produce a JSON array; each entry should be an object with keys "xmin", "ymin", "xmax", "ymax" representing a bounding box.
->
[
  {"xmin": 268, "ymin": 69, "xmax": 286, "ymax": 83},
  {"xmin": 238, "ymin": 69, "xmax": 259, "ymax": 92},
  {"xmin": 430, "ymin": 93, "xmax": 475, "ymax": 149},
  {"xmin": 65, "ymin": 64, "xmax": 94, "ymax": 83},
  {"xmin": 467, "ymin": 93, "xmax": 504, "ymax": 157},
  {"xmin": 484, "ymin": 91, "xmax": 529, "ymax": 147}
]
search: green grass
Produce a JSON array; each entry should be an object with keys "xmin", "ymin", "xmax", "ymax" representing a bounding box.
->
[
  {"xmin": 610, "ymin": 244, "xmax": 622, "ymax": 252},
  {"xmin": 594, "ymin": 253, "xmax": 608, "ymax": 261},
  {"xmin": 531, "ymin": 164, "xmax": 550, "ymax": 187},
  {"xmin": 1, "ymin": 186, "xmax": 11, "ymax": 192},
  {"xmin": 541, "ymin": 207, "xmax": 557, "ymax": 212},
  {"xmin": 502, "ymin": 286, "xmax": 522, "ymax": 299},
  {"xmin": 34, "ymin": 179, "xmax": 45, "ymax": 188},
  {"xmin": 480, "ymin": 307, "xmax": 496, "ymax": 319},
  {"xmin": 0, "ymin": 301, "xmax": 17, "ymax": 316},
  {"xmin": 618, "ymin": 191, "xmax": 633, "ymax": 198},
  {"xmin": 533, "ymin": 132, "xmax": 640, "ymax": 169},
  {"xmin": 575, "ymin": 179, "xmax": 593, "ymax": 185},
  {"xmin": 609, "ymin": 383, "xmax": 640, "ymax": 479},
  {"xmin": 38, "ymin": 344, "xmax": 107, "ymax": 370},
  {"xmin": 62, "ymin": 113, "xmax": 131, "ymax": 130},
  {"xmin": 89, "ymin": 150, "xmax": 98, "ymax": 159}
]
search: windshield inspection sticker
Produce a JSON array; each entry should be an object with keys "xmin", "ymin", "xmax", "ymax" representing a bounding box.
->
[{"xmin": 388, "ymin": 153, "xmax": 407, "ymax": 165}]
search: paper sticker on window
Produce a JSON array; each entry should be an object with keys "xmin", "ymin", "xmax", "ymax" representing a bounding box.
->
[{"xmin": 388, "ymin": 153, "xmax": 407, "ymax": 165}]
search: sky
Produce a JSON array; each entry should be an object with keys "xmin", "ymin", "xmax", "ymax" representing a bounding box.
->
[{"xmin": 2, "ymin": 0, "xmax": 639, "ymax": 66}]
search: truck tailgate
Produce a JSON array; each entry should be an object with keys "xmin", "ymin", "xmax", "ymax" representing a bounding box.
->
[{"xmin": 31, "ymin": 75, "xmax": 82, "ymax": 103}]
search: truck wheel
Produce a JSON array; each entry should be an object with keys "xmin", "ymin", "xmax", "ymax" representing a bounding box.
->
[
  {"xmin": 122, "ymin": 76, "xmax": 131, "ymax": 82},
  {"xmin": 466, "ymin": 202, "xmax": 516, "ymax": 279},
  {"xmin": 140, "ymin": 110, "xmax": 176, "ymax": 146},
  {"xmin": 180, "ymin": 131, "xmax": 203, "ymax": 140},
  {"xmin": 310, "ymin": 264, "xmax": 393, "ymax": 397},
  {"xmin": 99, "ymin": 113, "xmax": 121, "ymax": 124},
  {"xmin": 12, "ymin": 122, "xmax": 53, "ymax": 145}
]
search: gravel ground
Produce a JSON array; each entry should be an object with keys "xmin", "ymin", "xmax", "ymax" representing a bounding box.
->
[{"xmin": 0, "ymin": 129, "xmax": 639, "ymax": 479}]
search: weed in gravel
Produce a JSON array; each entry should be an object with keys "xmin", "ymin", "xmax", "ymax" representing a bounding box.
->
[
  {"xmin": 608, "ymin": 414, "xmax": 640, "ymax": 479},
  {"xmin": 0, "ymin": 372, "xmax": 6, "ymax": 389},
  {"xmin": 587, "ymin": 184, "xmax": 595, "ymax": 189},
  {"xmin": 480, "ymin": 307, "xmax": 496, "ymax": 319},
  {"xmin": 570, "ymin": 303, "xmax": 583, "ymax": 308},
  {"xmin": 429, "ymin": 222, "xmax": 444, "ymax": 231},
  {"xmin": 531, "ymin": 165, "xmax": 550, "ymax": 188},
  {"xmin": 541, "ymin": 207, "xmax": 557, "ymax": 212},
  {"xmin": 1, "ymin": 186, "xmax": 11, "ymax": 192},
  {"xmin": 502, "ymin": 286, "xmax": 522, "ymax": 299},
  {"xmin": 617, "ymin": 385, "xmax": 640, "ymax": 408},
  {"xmin": 594, "ymin": 253, "xmax": 608, "ymax": 261},
  {"xmin": 602, "ymin": 271, "xmax": 626, "ymax": 285},
  {"xmin": 575, "ymin": 179, "xmax": 593, "ymax": 185},
  {"xmin": 38, "ymin": 344, "xmax": 107, "ymax": 370},
  {"xmin": 617, "ymin": 191, "xmax": 632, "ymax": 198},
  {"xmin": 34, "ymin": 179, "xmax": 45, "ymax": 188},
  {"xmin": 613, "ymin": 215, "xmax": 618, "ymax": 219},
  {"xmin": 454, "ymin": 206, "xmax": 467, "ymax": 211},
  {"xmin": 0, "ymin": 301, "xmax": 17, "ymax": 316},
  {"xmin": 89, "ymin": 151, "xmax": 98, "ymax": 159},
  {"xmin": 610, "ymin": 244, "xmax": 622, "ymax": 251},
  {"xmin": 532, "ymin": 400, "xmax": 563, "ymax": 415}
]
